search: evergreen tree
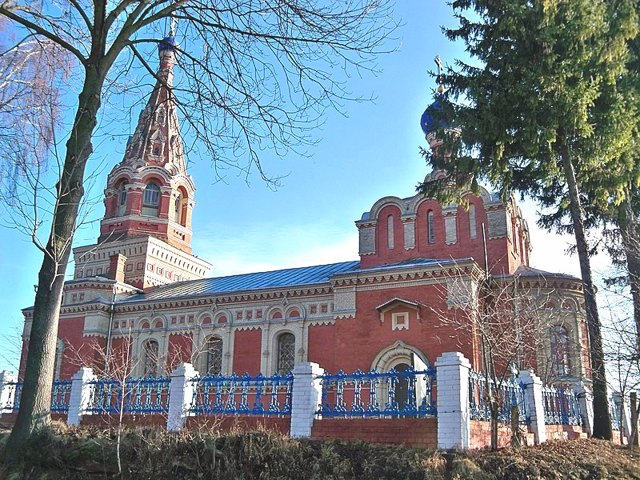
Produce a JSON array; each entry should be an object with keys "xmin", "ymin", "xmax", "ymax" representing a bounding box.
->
[{"xmin": 421, "ymin": 0, "xmax": 639, "ymax": 439}]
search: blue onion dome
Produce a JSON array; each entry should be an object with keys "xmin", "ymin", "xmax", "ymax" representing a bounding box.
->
[
  {"xmin": 158, "ymin": 35, "xmax": 177, "ymax": 53},
  {"xmin": 420, "ymin": 96, "xmax": 446, "ymax": 135}
]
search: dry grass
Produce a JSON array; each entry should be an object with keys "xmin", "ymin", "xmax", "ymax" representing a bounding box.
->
[{"xmin": 1, "ymin": 426, "xmax": 639, "ymax": 479}]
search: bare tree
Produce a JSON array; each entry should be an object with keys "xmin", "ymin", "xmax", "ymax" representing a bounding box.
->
[
  {"xmin": 431, "ymin": 264, "xmax": 585, "ymax": 449},
  {"xmin": 0, "ymin": 0, "xmax": 397, "ymax": 456},
  {"xmin": 600, "ymin": 270, "xmax": 640, "ymax": 448}
]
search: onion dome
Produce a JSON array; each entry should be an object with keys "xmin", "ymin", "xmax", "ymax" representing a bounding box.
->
[
  {"xmin": 420, "ymin": 88, "xmax": 447, "ymax": 136},
  {"xmin": 158, "ymin": 35, "xmax": 177, "ymax": 54}
]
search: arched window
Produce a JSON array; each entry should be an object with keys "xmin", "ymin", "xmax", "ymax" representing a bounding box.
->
[
  {"xmin": 550, "ymin": 326, "xmax": 571, "ymax": 376},
  {"xmin": 203, "ymin": 336, "xmax": 223, "ymax": 375},
  {"xmin": 143, "ymin": 339, "xmax": 160, "ymax": 377},
  {"xmin": 387, "ymin": 215, "xmax": 394, "ymax": 250},
  {"xmin": 427, "ymin": 210, "xmax": 435, "ymax": 244},
  {"xmin": 174, "ymin": 189, "xmax": 188, "ymax": 226},
  {"xmin": 276, "ymin": 333, "xmax": 295, "ymax": 374},
  {"xmin": 142, "ymin": 183, "xmax": 160, "ymax": 216},
  {"xmin": 469, "ymin": 204, "xmax": 477, "ymax": 240},
  {"xmin": 117, "ymin": 182, "xmax": 128, "ymax": 216}
]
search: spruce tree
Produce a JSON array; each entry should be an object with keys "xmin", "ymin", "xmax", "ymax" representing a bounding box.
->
[{"xmin": 422, "ymin": 0, "xmax": 639, "ymax": 439}]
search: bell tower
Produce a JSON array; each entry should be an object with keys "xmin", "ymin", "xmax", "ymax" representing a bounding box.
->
[
  {"xmin": 72, "ymin": 35, "xmax": 212, "ymax": 288},
  {"xmin": 99, "ymin": 35, "xmax": 194, "ymax": 254}
]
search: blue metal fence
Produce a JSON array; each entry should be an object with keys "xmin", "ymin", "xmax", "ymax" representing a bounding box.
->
[
  {"xmin": 51, "ymin": 379, "xmax": 72, "ymax": 413},
  {"xmin": 3, "ymin": 380, "xmax": 72, "ymax": 413},
  {"xmin": 541, "ymin": 384, "xmax": 582, "ymax": 426},
  {"xmin": 318, "ymin": 367, "xmax": 436, "ymax": 418},
  {"xmin": 190, "ymin": 372, "xmax": 293, "ymax": 416},
  {"xmin": 87, "ymin": 376, "xmax": 171, "ymax": 414},
  {"xmin": 468, "ymin": 371, "xmax": 526, "ymax": 423},
  {"xmin": 610, "ymin": 399, "xmax": 621, "ymax": 431}
]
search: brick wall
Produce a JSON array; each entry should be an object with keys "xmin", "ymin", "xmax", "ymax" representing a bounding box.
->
[
  {"xmin": 312, "ymin": 418, "xmax": 437, "ymax": 449},
  {"xmin": 545, "ymin": 424, "xmax": 588, "ymax": 441},
  {"xmin": 81, "ymin": 413, "xmax": 167, "ymax": 428},
  {"xmin": 185, "ymin": 415, "xmax": 290, "ymax": 434},
  {"xmin": 469, "ymin": 420, "xmax": 535, "ymax": 448}
]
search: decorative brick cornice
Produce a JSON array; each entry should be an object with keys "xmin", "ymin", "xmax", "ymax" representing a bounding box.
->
[{"xmin": 115, "ymin": 286, "xmax": 333, "ymax": 313}]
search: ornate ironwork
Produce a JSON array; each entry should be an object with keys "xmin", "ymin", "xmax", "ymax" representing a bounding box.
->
[
  {"xmin": 468, "ymin": 371, "xmax": 527, "ymax": 424},
  {"xmin": 4, "ymin": 380, "xmax": 71, "ymax": 414},
  {"xmin": 610, "ymin": 398, "xmax": 621, "ymax": 431},
  {"xmin": 3, "ymin": 381, "xmax": 22, "ymax": 412},
  {"xmin": 190, "ymin": 372, "xmax": 293, "ymax": 416},
  {"xmin": 318, "ymin": 367, "xmax": 436, "ymax": 418},
  {"xmin": 541, "ymin": 384, "xmax": 582, "ymax": 426},
  {"xmin": 88, "ymin": 376, "xmax": 171, "ymax": 414},
  {"xmin": 51, "ymin": 379, "xmax": 72, "ymax": 413}
]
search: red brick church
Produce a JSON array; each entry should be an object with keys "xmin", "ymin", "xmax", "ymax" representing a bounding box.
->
[{"xmin": 19, "ymin": 37, "xmax": 591, "ymax": 387}]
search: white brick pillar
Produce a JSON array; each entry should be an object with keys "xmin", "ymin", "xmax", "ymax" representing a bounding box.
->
[
  {"xmin": 67, "ymin": 367, "xmax": 96, "ymax": 426},
  {"xmin": 167, "ymin": 362, "xmax": 198, "ymax": 432},
  {"xmin": 518, "ymin": 370, "xmax": 546, "ymax": 444},
  {"xmin": 0, "ymin": 371, "xmax": 17, "ymax": 415},
  {"xmin": 290, "ymin": 362, "xmax": 325, "ymax": 438},
  {"xmin": 435, "ymin": 352, "xmax": 471, "ymax": 450},
  {"xmin": 573, "ymin": 381, "xmax": 594, "ymax": 436},
  {"xmin": 613, "ymin": 392, "xmax": 632, "ymax": 443}
]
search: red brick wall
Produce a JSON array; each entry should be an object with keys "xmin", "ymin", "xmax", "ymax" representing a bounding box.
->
[
  {"xmin": 312, "ymin": 417, "xmax": 437, "ymax": 449},
  {"xmin": 469, "ymin": 420, "xmax": 535, "ymax": 448},
  {"xmin": 360, "ymin": 194, "xmax": 523, "ymax": 276},
  {"xmin": 307, "ymin": 324, "xmax": 337, "ymax": 373},
  {"xmin": 81, "ymin": 413, "xmax": 167, "ymax": 428},
  {"xmin": 58, "ymin": 316, "xmax": 106, "ymax": 379},
  {"xmin": 185, "ymin": 415, "xmax": 290, "ymax": 434},
  {"xmin": 325, "ymin": 284, "xmax": 479, "ymax": 373},
  {"xmin": 545, "ymin": 424, "xmax": 588, "ymax": 441},
  {"xmin": 167, "ymin": 333, "xmax": 193, "ymax": 371},
  {"xmin": 233, "ymin": 329, "xmax": 262, "ymax": 375}
]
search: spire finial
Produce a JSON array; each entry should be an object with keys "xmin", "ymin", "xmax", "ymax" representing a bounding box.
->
[
  {"xmin": 169, "ymin": 14, "xmax": 177, "ymax": 37},
  {"xmin": 434, "ymin": 55, "xmax": 445, "ymax": 94}
]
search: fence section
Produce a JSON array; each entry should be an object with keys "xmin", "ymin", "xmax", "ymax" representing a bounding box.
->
[
  {"xmin": 190, "ymin": 372, "xmax": 293, "ymax": 416},
  {"xmin": 468, "ymin": 371, "xmax": 526, "ymax": 424},
  {"xmin": 88, "ymin": 376, "xmax": 171, "ymax": 414},
  {"xmin": 541, "ymin": 384, "xmax": 582, "ymax": 426},
  {"xmin": 2, "ymin": 380, "xmax": 72, "ymax": 414},
  {"xmin": 318, "ymin": 367, "xmax": 436, "ymax": 418}
]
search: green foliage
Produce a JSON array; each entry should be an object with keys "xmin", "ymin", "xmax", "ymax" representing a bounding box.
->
[{"xmin": 421, "ymin": 0, "xmax": 638, "ymax": 210}]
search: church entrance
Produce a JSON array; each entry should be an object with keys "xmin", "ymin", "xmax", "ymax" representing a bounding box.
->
[{"xmin": 393, "ymin": 362, "xmax": 411, "ymax": 409}]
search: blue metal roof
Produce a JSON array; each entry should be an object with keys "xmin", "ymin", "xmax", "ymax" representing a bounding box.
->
[
  {"xmin": 118, "ymin": 257, "xmax": 471, "ymax": 304},
  {"xmin": 120, "ymin": 260, "xmax": 361, "ymax": 303}
]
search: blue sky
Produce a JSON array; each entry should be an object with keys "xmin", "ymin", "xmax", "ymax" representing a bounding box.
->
[{"xmin": 0, "ymin": 2, "xmax": 604, "ymax": 373}]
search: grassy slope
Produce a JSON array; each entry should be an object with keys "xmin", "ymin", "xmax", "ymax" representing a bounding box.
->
[{"xmin": 1, "ymin": 425, "xmax": 639, "ymax": 479}]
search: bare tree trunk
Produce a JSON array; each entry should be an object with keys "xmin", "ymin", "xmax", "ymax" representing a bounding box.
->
[
  {"xmin": 618, "ymin": 199, "xmax": 640, "ymax": 354},
  {"xmin": 561, "ymin": 146, "xmax": 612, "ymax": 440},
  {"xmin": 5, "ymin": 63, "xmax": 106, "ymax": 458}
]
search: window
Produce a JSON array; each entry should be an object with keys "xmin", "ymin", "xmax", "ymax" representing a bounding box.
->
[
  {"xmin": 142, "ymin": 182, "xmax": 160, "ymax": 216},
  {"xmin": 387, "ymin": 215, "xmax": 394, "ymax": 249},
  {"xmin": 550, "ymin": 326, "xmax": 571, "ymax": 376},
  {"xmin": 469, "ymin": 204, "xmax": 477, "ymax": 240},
  {"xmin": 391, "ymin": 312, "xmax": 409, "ymax": 331},
  {"xmin": 174, "ymin": 190, "xmax": 188, "ymax": 226},
  {"xmin": 117, "ymin": 182, "xmax": 128, "ymax": 216},
  {"xmin": 427, "ymin": 211, "xmax": 435, "ymax": 244},
  {"xmin": 143, "ymin": 339, "xmax": 160, "ymax": 377},
  {"xmin": 203, "ymin": 337, "xmax": 223, "ymax": 375},
  {"xmin": 276, "ymin": 333, "xmax": 296, "ymax": 374}
]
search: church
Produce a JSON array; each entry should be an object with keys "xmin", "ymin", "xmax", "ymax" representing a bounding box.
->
[{"xmin": 19, "ymin": 36, "xmax": 591, "ymax": 389}]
